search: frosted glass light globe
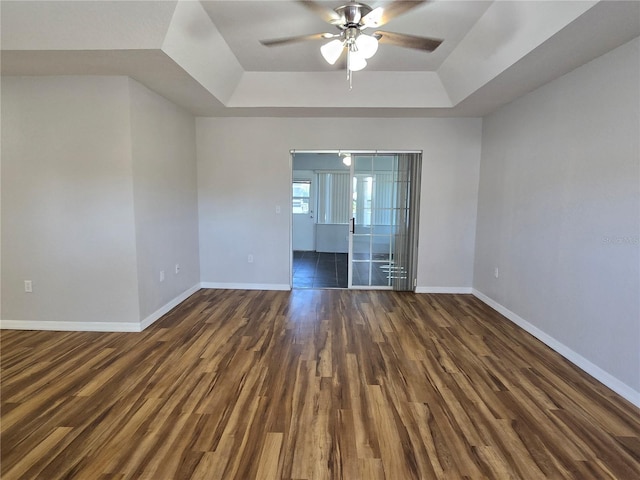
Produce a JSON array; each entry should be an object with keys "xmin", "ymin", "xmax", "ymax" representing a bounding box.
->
[
  {"xmin": 348, "ymin": 50, "xmax": 367, "ymax": 72},
  {"xmin": 320, "ymin": 39, "xmax": 344, "ymax": 65},
  {"xmin": 355, "ymin": 34, "xmax": 378, "ymax": 59}
]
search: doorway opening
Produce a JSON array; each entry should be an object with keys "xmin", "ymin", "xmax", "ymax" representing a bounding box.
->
[{"xmin": 291, "ymin": 150, "xmax": 421, "ymax": 291}]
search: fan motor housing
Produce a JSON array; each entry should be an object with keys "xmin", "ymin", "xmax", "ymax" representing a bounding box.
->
[{"xmin": 335, "ymin": 2, "xmax": 373, "ymax": 28}]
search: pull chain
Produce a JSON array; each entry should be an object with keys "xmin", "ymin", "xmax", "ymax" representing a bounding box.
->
[{"xmin": 347, "ymin": 49, "xmax": 353, "ymax": 90}]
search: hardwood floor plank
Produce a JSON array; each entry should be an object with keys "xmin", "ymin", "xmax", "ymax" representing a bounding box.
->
[
  {"xmin": 344, "ymin": 353, "xmax": 377, "ymax": 461},
  {"xmin": 2, "ymin": 426, "xmax": 74, "ymax": 480},
  {"xmin": 2, "ymin": 289, "xmax": 639, "ymax": 479},
  {"xmin": 255, "ymin": 432, "xmax": 284, "ymax": 480},
  {"xmin": 368, "ymin": 384, "xmax": 419, "ymax": 479}
]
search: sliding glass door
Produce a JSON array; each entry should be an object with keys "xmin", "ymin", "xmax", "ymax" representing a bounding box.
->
[
  {"xmin": 348, "ymin": 153, "xmax": 421, "ymax": 290},
  {"xmin": 291, "ymin": 150, "xmax": 420, "ymax": 291}
]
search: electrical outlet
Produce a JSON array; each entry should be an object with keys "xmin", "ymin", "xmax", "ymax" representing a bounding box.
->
[
  {"xmin": 248, "ymin": 254, "xmax": 254, "ymax": 263},
  {"xmin": 160, "ymin": 270, "xmax": 165, "ymax": 282},
  {"xmin": 494, "ymin": 267, "xmax": 499, "ymax": 279},
  {"xmin": 175, "ymin": 264, "xmax": 180, "ymax": 274},
  {"xmin": 275, "ymin": 205, "xmax": 281, "ymax": 214},
  {"xmin": 24, "ymin": 280, "xmax": 33, "ymax": 293}
]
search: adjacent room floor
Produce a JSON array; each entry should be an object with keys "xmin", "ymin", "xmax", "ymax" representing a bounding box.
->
[
  {"xmin": 292, "ymin": 250, "xmax": 348, "ymax": 288},
  {"xmin": 292, "ymin": 251, "xmax": 394, "ymax": 288}
]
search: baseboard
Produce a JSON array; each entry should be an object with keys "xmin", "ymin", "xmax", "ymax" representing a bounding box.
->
[
  {"xmin": 0, "ymin": 284, "xmax": 202, "ymax": 333},
  {"xmin": 0, "ymin": 319, "xmax": 141, "ymax": 332},
  {"xmin": 139, "ymin": 284, "xmax": 201, "ymax": 331},
  {"xmin": 200, "ymin": 282, "xmax": 291, "ymax": 291},
  {"xmin": 472, "ymin": 288, "xmax": 640, "ymax": 409},
  {"xmin": 415, "ymin": 286, "xmax": 473, "ymax": 294}
]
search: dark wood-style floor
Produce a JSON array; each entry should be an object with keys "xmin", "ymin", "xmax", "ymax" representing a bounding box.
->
[{"xmin": 1, "ymin": 289, "xmax": 639, "ymax": 479}]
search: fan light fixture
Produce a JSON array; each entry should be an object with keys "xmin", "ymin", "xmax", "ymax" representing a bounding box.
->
[
  {"xmin": 260, "ymin": 1, "xmax": 443, "ymax": 91},
  {"xmin": 320, "ymin": 27, "xmax": 379, "ymax": 88}
]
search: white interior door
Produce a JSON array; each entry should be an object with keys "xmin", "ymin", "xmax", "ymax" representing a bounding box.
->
[{"xmin": 292, "ymin": 172, "xmax": 315, "ymax": 251}]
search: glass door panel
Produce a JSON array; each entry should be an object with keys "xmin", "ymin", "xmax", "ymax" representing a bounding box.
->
[{"xmin": 349, "ymin": 155, "xmax": 398, "ymax": 289}]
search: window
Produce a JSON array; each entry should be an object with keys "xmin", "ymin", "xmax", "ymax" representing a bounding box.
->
[
  {"xmin": 292, "ymin": 180, "xmax": 310, "ymax": 214},
  {"xmin": 317, "ymin": 172, "xmax": 350, "ymax": 224}
]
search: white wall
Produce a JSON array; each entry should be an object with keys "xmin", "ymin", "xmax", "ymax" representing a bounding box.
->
[
  {"xmin": 1, "ymin": 76, "xmax": 140, "ymax": 326},
  {"xmin": 196, "ymin": 117, "xmax": 482, "ymax": 290},
  {"xmin": 474, "ymin": 38, "xmax": 640, "ymax": 398},
  {"xmin": 128, "ymin": 78, "xmax": 200, "ymax": 320}
]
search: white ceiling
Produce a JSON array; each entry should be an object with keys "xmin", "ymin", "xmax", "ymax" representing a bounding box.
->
[
  {"xmin": 2, "ymin": 0, "xmax": 639, "ymax": 117},
  {"xmin": 201, "ymin": 1, "xmax": 492, "ymax": 72}
]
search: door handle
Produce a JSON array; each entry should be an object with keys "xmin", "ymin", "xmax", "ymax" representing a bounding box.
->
[{"xmin": 350, "ymin": 218, "xmax": 355, "ymax": 234}]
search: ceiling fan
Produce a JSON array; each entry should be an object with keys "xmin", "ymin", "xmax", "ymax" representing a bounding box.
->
[{"xmin": 260, "ymin": 1, "xmax": 443, "ymax": 87}]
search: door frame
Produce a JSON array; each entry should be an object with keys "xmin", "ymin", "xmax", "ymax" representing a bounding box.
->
[{"xmin": 290, "ymin": 149, "xmax": 422, "ymax": 290}]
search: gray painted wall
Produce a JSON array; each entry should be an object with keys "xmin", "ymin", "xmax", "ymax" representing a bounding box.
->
[
  {"xmin": 196, "ymin": 117, "xmax": 482, "ymax": 289},
  {"xmin": 129, "ymin": 78, "xmax": 200, "ymax": 320},
  {"xmin": 1, "ymin": 76, "xmax": 140, "ymax": 324},
  {"xmin": 1, "ymin": 75, "xmax": 200, "ymax": 327},
  {"xmin": 474, "ymin": 38, "xmax": 640, "ymax": 392}
]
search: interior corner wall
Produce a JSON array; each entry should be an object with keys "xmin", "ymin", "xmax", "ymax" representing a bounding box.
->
[
  {"xmin": 128, "ymin": 78, "xmax": 200, "ymax": 320},
  {"xmin": 474, "ymin": 37, "xmax": 640, "ymax": 395},
  {"xmin": 0, "ymin": 76, "xmax": 141, "ymax": 327},
  {"xmin": 196, "ymin": 117, "xmax": 482, "ymax": 290}
]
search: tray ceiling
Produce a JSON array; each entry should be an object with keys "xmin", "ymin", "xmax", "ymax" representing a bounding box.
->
[{"xmin": 2, "ymin": 1, "xmax": 639, "ymax": 117}]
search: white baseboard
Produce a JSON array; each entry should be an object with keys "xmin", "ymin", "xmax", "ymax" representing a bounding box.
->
[
  {"xmin": 0, "ymin": 319, "xmax": 141, "ymax": 332},
  {"xmin": 139, "ymin": 284, "xmax": 201, "ymax": 331},
  {"xmin": 415, "ymin": 286, "xmax": 473, "ymax": 294},
  {"xmin": 0, "ymin": 284, "xmax": 201, "ymax": 333},
  {"xmin": 200, "ymin": 282, "xmax": 291, "ymax": 291},
  {"xmin": 472, "ymin": 288, "xmax": 640, "ymax": 409}
]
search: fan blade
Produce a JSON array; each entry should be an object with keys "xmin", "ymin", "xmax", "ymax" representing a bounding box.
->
[
  {"xmin": 373, "ymin": 30, "xmax": 442, "ymax": 52},
  {"xmin": 297, "ymin": 0, "xmax": 342, "ymax": 25},
  {"xmin": 364, "ymin": 1, "xmax": 428, "ymax": 28},
  {"xmin": 261, "ymin": 32, "xmax": 337, "ymax": 47}
]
